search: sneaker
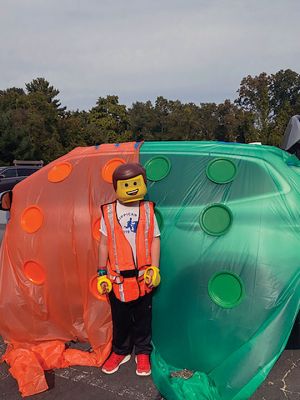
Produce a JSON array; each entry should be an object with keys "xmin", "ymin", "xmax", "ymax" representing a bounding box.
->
[
  {"xmin": 102, "ymin": 352, "xmax": 131, "ymax": 374},
  {"xmin": 135, "ymin": 354, "xmax": 151, "ymax": 376}
]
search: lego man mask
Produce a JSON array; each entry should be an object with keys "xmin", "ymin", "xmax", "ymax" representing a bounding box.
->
[{"xmin": 113, "ymin": 163, "xmax": 147, "ymax": 204}]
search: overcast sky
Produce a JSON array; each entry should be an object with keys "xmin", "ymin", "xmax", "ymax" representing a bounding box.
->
[{"xmin": 1, "ymin": 0, "xmax": 299, "ymax": 110}]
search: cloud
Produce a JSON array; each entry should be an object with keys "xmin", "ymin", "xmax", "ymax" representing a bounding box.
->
[{"xmin": 0, "ymin": 0, "xmax": 299, "ymax": 110}]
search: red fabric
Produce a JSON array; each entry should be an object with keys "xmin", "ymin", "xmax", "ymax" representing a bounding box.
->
[
  {"xmin": 0, "ymin": 142, "xmax": 143, "ymax": 396},
  {"xmin": 4, "ymin": 347, "xmax": 49, "ymax": 397},
  {"xmin": 1, "ymin": 340, "xmax": 106, "ymax": 397}
]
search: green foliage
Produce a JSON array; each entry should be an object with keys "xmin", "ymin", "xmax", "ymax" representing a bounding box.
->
[
  {"xmin": 0, "ymin": 70, "xmax": 300, "ymax": 164},
  {"xmin": 236, "ymin": 69, "xmax": 300, "ymax": 145},
  {"xmin": 129, "ymin": 98, "xmax": 248, "ymax": 143},
  {"xmin": 26, "ymin": 77, "xmax": 66, "ymax": 115},
  {"xmin": 59, "ymin": 110, "xmax": 89, "ymax": 151},
  {"xmin": 0, "ymin": 80, "xmax": 65, "ymax": 164},
  {"xmin": 86, "ymin": 95, "xmax": 132, "ymax": 144}
]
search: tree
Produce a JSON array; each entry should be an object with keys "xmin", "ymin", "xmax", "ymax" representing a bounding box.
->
[
  {"xmin": 270, "ymin": 69, "xmax": 300, "ymax": 115},
  {"xmin": 58, "ymin": 110, "xmax": 89, "ymax": 151},
  {"xmin": 25, "ymin": 91, "xmax": 64, "ymax": 161},
  {"xmin": 236, "ymin": 73, "xmax": 271, "ymax": 143},
  {"xmin": 25, "ymin": 77, "xmax": 66, "ymax": 114},
  {"xmin": 236, "ymin": 69, "xmax": 300, "ymax": 146},
  {"xmin": 268, "ymin": 69, "xmax": 300, "ymax": 146},
  {"xmin": 214, "ymin": 100, "xmax": 243, "ymax": 142},
  {"xmin": 0, "ymin": 81, "xmax": 65, "ymax": 164},
  {"xmin": 129, "ymin": 101, "xmax": 158, "ymax": 141},
  {"xmin": 87, "ymin": 95, "xmax": 132, "ymax": 144},
  {"xmin": 0, "ymin": 88, "xmax": 31, "ymax": 164}
]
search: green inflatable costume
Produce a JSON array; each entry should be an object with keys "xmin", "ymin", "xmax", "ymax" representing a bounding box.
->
[{"xmin": 139, "ymin": 141, "xmax": 300, "ymax": 400}]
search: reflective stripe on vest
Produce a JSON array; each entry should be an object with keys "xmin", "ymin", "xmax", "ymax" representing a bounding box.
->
[{"xmin": 144, "ymin": 201, "xmax": 150, "ymax": 260}]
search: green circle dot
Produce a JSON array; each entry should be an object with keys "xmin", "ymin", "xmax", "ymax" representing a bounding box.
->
[
  {"xmin": 155, "ymin": 209, "xmax": 164, "ymax": 231},
  {"xmin": 200, "ymin": 204, "xmax": 232, "ymax": 236},
  {"xmin": 145, "ymin": 157, "xmax": 171, "ymax": 181},
  {"xmin": 206, "ymin": 158, "xmax": 237, "ymax": 184},
  {"xmin": 208, "ymin": 272, "xmax": 244, "ymax": 308}
]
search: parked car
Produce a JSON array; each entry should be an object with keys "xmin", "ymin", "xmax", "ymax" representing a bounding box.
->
[{"xmin": 0, "ymin": 161, "xmax": 43, "ymax": 192}]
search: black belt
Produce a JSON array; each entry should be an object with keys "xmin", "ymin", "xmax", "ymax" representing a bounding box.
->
[{"xmin": 119, "ymin": 270, "xmax": 138, "ymax": 278}]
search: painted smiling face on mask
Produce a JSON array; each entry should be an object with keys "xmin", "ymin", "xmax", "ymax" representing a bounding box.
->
[
  {"xmin": 112, "ymin": 163, "xmax": 148, "ymax": 204},
  {"xmin": 116, "ymin": 174, "xmax": 147, "ymax": 203}
]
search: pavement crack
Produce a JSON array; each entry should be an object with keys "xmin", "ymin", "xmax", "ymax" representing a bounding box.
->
[{"xmin": 280, "ymin": 358, "xmax": 300, "ymax": 398}]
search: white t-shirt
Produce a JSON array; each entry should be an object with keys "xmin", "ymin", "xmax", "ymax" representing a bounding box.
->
[{"xmin": 100, "ymin": 201, "xmax": 160, "ymax": 263}]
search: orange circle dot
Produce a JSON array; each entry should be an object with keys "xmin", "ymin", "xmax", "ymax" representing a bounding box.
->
[
  {"xmin": 89, "ymin": 275, "xmax": 108, "ymax": 302},
  {"xmin": 21, "ymin": 206, "xmax": 43, "ymax": 233},
  {"xmin": 102, "ymin": 158, "xmax": 126, "ymax": 183},
  {"xmin": 23, "ymin": 261, "xmax": 46, "ymax": 285},
  {"xmin": 93, "ymin": 218, "xmax": 101, "ymax": 241},
  {"xmin": 48, "ymin": 162, "xmax": 73, "ymax": 183}
]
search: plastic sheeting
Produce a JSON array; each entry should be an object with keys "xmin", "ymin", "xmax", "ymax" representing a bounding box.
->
[
  {"xmin": 0, "ymin": 140, "xmax": 299, "ymax": 399},
  {"xmin": 140, "ymin": 142, "xmax": 300, "ymax": 400},
  {"xmin": 0, "ymin": 142, "xmax": 140, "ymax": 396}
]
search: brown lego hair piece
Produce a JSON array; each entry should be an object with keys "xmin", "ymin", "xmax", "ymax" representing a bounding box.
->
[{"xmin": 112, "ymin": 162, "xmax": 147, "ymax": 190}]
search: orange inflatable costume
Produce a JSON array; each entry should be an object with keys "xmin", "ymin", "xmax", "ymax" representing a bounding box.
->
[{"xmin": 0, "ymin": 142, "xmax": 141, "ymax": 396}]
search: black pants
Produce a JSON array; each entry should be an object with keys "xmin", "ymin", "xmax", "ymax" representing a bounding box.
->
[{"xmin": 109, "ymin": 291, "xmax": 153, "ymax": 355}]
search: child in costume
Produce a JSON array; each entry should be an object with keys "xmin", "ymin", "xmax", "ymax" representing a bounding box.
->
[{"xmin": 97, "ymin": 162, "xmax": 161, "ymax": 376}]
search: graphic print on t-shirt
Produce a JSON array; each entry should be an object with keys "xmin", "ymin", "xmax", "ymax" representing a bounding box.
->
[{"xmin": 119, "ymin": 211, "xmax": 138, "ymax": 234}]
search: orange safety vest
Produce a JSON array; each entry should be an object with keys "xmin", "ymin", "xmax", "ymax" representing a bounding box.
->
[{"xmin": 102, "ymin": 201, "xmax": 155, "ymax": 302}]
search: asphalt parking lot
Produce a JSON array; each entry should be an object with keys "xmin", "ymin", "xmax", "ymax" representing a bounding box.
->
[{"xmin": 0, "ymin": 222, "xmax": 299, "ymax": 400}]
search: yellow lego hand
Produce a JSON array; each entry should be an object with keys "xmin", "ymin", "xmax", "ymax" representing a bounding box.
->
[
  {"xmin": 144, "ymin": 266, "xmax": 161, "ymax": 288},
  {"xmin": 97, "ymin": 276, "xmax": 112, "ymax": 295}
]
